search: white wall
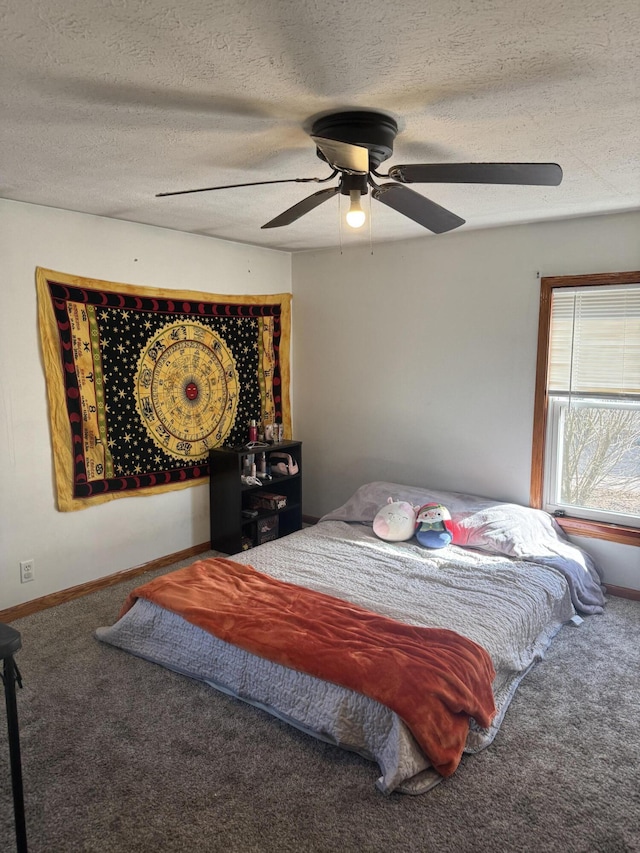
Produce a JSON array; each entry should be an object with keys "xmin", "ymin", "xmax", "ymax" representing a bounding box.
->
[
  {"xmin": 291, "ymin": 211, "xmax": 640, "ymax": 590},
  {"xmin": 3, "ymin": 201, "xmax": 638, "ymax": 607},
  {"xmin": 0, "ymin": 199, "xmax": 291, "ymax": 610}
]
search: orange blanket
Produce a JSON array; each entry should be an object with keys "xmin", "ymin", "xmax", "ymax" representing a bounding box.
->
[{"xmin": 121, "ymin": 558, "xmax": 496, "ymax": 777}]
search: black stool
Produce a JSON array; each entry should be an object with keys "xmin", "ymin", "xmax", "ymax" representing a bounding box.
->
[{"xmin": 0, "ymin": 623, "xmax": 27, "ymax": 853}]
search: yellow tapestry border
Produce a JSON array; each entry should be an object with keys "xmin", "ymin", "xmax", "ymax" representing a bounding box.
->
[{"xmin": 36, "ymin": 267, "xmax": 292, "ymax": 512}]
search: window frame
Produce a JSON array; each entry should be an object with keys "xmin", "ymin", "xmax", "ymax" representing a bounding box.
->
[{"xmin": 530, "ymin": 270, "xmax": 640, "ymax": 546}]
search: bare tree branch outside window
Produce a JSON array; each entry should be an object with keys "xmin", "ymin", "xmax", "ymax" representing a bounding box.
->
[{"xmin": 561, "ymin": 407, "xmax": 640, "ymax": 515}]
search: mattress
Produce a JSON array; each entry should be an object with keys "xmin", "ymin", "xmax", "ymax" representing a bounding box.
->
[{"xmin": 96, "ymin": 504, "xmax": 585, "ymax": 794}]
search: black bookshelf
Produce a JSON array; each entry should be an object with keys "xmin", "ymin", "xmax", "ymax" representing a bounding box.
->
[{"xmin": 209, "ymin": 440, "xmax": 302, "ymax": 554}]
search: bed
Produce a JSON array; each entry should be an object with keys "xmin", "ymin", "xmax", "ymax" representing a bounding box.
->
[{"xmin": 96, "ymin": 481, "xmax": 606, "ymax": 795}]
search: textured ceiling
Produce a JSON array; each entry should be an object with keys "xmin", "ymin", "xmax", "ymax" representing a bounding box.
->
[{"xmin": 1, "ymin": 0, "xmax": 639, "ymax": 251}]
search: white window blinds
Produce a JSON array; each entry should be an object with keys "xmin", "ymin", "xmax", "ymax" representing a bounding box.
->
[{"xmin": 548, "ymin": 283, "xmax": 640, "ymax": 398}]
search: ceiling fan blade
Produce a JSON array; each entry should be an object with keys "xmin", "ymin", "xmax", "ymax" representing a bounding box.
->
[
  {"xmin": 157, "ymin": 177, "xmax": 328, "ymax": 198},
  {"xmin": 310, "ymin": 136, "xmax": 369, "ymax": 173},
  {"xmin": 389, "ymin": 162, "xmax": 563, "ymax": 186},
  {"xmin": 261, "ymin": 186, "xmax": 340, "ymax": 229},
  {"xmin": 372, "ymin": 184, "xmax": 465, "ymax": 234}
]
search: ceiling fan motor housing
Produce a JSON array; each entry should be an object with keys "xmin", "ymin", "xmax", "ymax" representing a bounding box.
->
[
  {"xmin": 339, "ymin": 173, "xmax": 369, "ymax": 195},
  {"xmin": 311, "ymin": 110, "xmax": 398, "ymax": 171}
]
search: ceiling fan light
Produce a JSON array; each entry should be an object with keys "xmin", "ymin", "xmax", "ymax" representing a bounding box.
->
[{"xmin": 346, "ymin": 190, "xmax": 366, "ymax": 228}]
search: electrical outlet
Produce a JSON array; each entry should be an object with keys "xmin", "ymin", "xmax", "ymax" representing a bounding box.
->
[{"xmin": 20, "ymin": 559, "xmax": 35, "ymax": 583}]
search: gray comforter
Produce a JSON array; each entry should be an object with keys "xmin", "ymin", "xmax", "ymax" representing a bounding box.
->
[
  {"xmin": 97, "ymin": 507, "xmax": 581, "ymax": 794},
  {"xmin": 322, "ymin": 481, "xmax": 606, "ymax": 615}
]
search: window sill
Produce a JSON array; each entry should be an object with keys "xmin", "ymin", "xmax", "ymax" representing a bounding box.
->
[{"xmin": 555, "ymin": 516, "xmax": 640, "ymax": 546}]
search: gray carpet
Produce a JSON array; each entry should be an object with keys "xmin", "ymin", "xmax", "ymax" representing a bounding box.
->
[{"xmin": 1, "ymin": 554, "xmax": 639, "ymax": 853}]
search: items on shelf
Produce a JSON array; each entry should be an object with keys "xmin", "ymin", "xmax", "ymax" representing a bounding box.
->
[
  {"xmin": 263, "ymin": 422, "xmax": 284, "ymax": 443},
  {"xmin": 257, "ymin": 452, "xmax": 269, "ymax": 479},
  {"xmin": 269, "ymin": 452, "xmax": 298, "ymax": 476},
  {"xmin": 249, "ymin": 492, "xmax": 288, "ymax": 511},
  {"xmin": 256, "ymin": 515, "xmax": 279, "ymax": 544}
]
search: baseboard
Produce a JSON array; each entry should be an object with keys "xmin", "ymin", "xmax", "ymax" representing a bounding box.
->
[
  {"xmin": 605, "ymin": 584, "xmax": 640, "ymax": 601},
  {"xmin": 0, "ymin": 542, "xmax": 211, "ymax": 624},
  {"xmin": 302, "ymin": 514, "xmax": 320, "ymax": 525}
]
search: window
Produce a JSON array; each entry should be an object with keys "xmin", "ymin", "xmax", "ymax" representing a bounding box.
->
[{"xmin": 531, "ymin": 271, "xmax": 640, "ymax": 546}]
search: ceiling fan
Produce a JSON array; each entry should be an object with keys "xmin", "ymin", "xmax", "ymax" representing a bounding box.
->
[{"xmin": 156, "ymin": 109, "xmax": 563, "ymax": 235}]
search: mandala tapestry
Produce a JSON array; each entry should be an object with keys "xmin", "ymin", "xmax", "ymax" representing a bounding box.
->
[{"xmin": 36, "ymin": 268, "xmax": 291, "ymax": 511}]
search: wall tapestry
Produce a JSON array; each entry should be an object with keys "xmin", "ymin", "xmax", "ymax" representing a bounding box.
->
[{"xmin": 36, "ymin": 268, "xmax": 291, "ymax": 511}]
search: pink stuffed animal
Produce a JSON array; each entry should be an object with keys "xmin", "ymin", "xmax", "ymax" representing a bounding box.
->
[{"xmin": 373, "ymin": 498, "xmax": 419, "ymax": 542}]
